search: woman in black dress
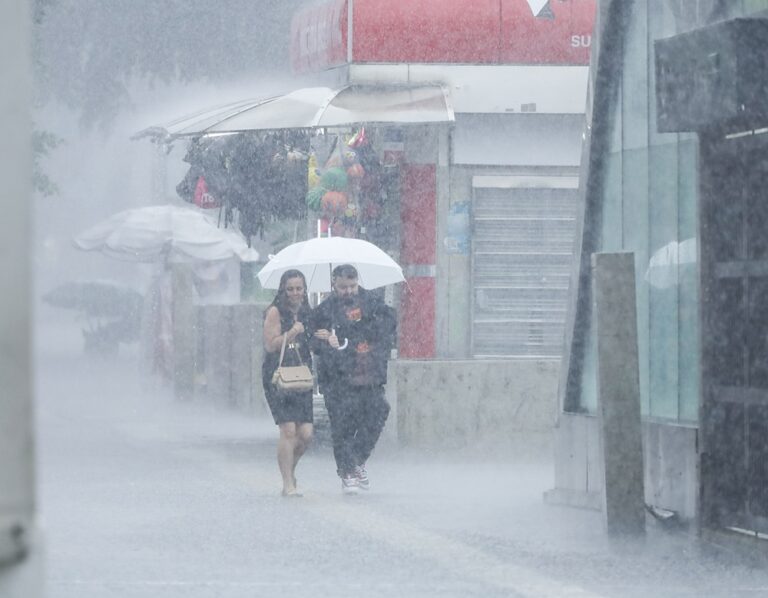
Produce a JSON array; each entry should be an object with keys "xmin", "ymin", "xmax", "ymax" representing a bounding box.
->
[{"xmin": 262, "ymin": 269, "xmax": 314, "ymax": 497}]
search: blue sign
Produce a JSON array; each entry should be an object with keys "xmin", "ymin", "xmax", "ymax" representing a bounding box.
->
[{"xmin": 443, "ymin": 201, "xmax": 470, "ymax": 255}]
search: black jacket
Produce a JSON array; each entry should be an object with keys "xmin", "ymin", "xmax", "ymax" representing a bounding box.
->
[{"xmin": 310, "ymin": 288, "xmax": 396, "ymax": 389}]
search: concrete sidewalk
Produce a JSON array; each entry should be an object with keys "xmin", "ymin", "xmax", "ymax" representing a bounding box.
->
[{"xmin": 33, "ymin": 332, "xmax": 768, "ymax": 598}]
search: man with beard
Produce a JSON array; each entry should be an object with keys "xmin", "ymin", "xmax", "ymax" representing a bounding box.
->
[{"xmin": 311, "ymin": 264, "xmax": 397, "ymax": 495}]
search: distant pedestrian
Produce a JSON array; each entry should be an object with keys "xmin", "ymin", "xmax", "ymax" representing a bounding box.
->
[
  {"xmin": 262, "ymin": 269, "xmax": 314, "ymax": 497},
  {"xmin": 311, "ymin": 264, "xmax": 396, "ymax": 495}
]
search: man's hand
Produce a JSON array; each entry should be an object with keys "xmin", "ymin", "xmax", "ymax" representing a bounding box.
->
[
  {"xmin": 328, "ymin": 331, "xmax": 340, "ymax": 349},
  {"xmin": 314, "ymin": 328, "xmax": 343, "ymax": 349}
]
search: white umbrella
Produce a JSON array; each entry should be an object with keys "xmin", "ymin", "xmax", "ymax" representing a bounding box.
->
[
  {"xmin": 257, "ymin": 237, "xmax": 404, "ymax": 293},
  {"xmin": 74, "ymin": 205, "xmax": 259, "ymax": 263},
  {"xmin": 644, "ymin": 237, "xmax": 696, "ymax": 289},
  {"xmin": 137, "ymin": 85, "xmax": 454, "ymax": 139}
]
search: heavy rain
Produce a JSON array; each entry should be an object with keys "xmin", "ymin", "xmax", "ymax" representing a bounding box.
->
[{"xmin": 4, "ymin": 1, "xmax": 768, "ymax": 597}]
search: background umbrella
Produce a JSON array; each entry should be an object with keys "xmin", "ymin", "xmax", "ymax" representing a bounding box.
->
[
  {"xmin": 644, "ymin": 238, "xmax": 696, "ymax": 289},
  {"xmin": 257, "ymin": 237, "xmax": 404, "ymax": 293},
  {"xmin": 74, "ymin": 204, "xmax": 260, "ymax": 263}
]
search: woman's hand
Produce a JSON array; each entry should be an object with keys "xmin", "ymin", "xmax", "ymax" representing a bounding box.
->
[
  {"xmin": 314, "ymin": 328, "xmax": 331, "ymax": 341},
  {"xmin": 288, "ymin": 321, "xmax": 305, "ymax": 340},
  {"xmin": 285, "ymin": 320, "xmax": 304, "ymax": 343}
]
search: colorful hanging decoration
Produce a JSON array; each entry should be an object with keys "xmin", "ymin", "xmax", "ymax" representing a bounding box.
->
[{"xmin": 304, "ymin": 127, "xmax": 390, "ymax": 239}]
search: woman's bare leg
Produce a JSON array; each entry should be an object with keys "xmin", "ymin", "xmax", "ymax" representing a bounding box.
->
[
  {"xmin": 277, "ymin": 422, "xmax": 298, "ymax": 494},
  {"xmin": 291, "ymin": 423, "xmax": 314, "ymax": 487}
]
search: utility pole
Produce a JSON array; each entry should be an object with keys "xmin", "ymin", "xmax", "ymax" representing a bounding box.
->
[{"xmin": 0, "ymin": 1, "xmax": 41, "ymax": 596}]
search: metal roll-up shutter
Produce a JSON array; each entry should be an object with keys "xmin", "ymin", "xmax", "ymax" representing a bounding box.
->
[{"xmin": 471, "ymin": 175, "xmax": 578, "ymax": 358}]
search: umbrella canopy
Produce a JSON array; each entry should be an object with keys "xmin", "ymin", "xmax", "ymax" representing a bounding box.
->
[
  {"xmin": 138, "ymin": 85, "xmax": 454, "ymax": 139},
  {"xmin": 257, "ymin": 237, "xmax": 404, "ymax": 293},
  {"xmin": 74, "ymin": 205, "xmax": 259, "ymax": 263},
  {"xmin": 42, "ymin": 280, "xmax": 143, "ymax": 319}
]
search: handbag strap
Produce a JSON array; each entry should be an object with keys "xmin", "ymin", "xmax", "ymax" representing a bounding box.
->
[{"xmin": 277, "ymin": 323, "xmax": 305, "ymax": 368}]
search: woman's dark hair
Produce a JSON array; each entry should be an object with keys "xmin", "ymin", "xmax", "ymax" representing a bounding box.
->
[{"xmin": 270, "ymin": 269, "xmax": 310, "ymax": 315}]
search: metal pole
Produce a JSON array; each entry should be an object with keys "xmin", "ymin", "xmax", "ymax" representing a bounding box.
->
[{"xmin": 0, "ymin": 0, "xmax": 41, "ymax": 595}]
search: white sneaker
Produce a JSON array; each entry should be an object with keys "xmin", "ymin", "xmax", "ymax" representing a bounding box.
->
[
  {"xmin": 354, "ymin": 465, "xmax": 370, "ymax": 491},
  {"xmin": 342, "ymin": 474, "xmax": 359, "ymax": 495}
]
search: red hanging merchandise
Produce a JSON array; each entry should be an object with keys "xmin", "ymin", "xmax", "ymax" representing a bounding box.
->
[{"xmin": 193, "ymin": 176, "xmax": 219, "ymax": 209}]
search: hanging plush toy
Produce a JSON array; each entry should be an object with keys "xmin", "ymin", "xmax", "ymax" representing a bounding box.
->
[
  {"xmin": 306, "ymin": 186, "xmax": 326, "ymax": 210},
  {"xmin": 307, "ymin": 152, "xmax": 321, "ymax": 189},
  {"xmin": 321, "ymin": 191, "xmax": 348, "ymax": 216},
  {"xmin": 346, "ymin": 163, "xmax": 365, "ymax": 180},
  {"xmin": 347, "ymin": 127, "xmax": 367, "ymax": 148},
  {"xmin": 320, "ymin": 167, "xmax": 348, "ymax": 192},
  {"xmin": 306, "ymin": 131, "xmax": 371, "ymax": 222}
]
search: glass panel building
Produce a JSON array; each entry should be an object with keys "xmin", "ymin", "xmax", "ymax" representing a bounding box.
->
[{"xmin": 551, "ymin": 0, "xmax": 768, "ymax": 533}]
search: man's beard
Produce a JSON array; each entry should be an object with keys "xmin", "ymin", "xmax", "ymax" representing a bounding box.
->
[{"xmin": 340, "ymin": 294, "xmax": 358, "ymax": 306}]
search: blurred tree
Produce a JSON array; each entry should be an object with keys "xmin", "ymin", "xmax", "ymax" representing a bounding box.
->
[
  {"xmin": 33, "ymin": 0, "xmax": 61, "ymax": 197},
  {"xmin": 33, "ymin": 0, "xmax": 308, "ymax": 130},
  {"xmin": 32, "ymin": 129, "xmax": 61, "ymax": 197}
]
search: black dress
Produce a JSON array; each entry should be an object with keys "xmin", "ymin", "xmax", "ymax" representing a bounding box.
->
[{"xmin": 262, "ymin": 305, "xmax": 314, "ymax": 425}]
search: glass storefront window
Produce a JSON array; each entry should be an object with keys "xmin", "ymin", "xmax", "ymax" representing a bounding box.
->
[{"xmin": 573, "ymin": 0, "xmax": 711, "ymax": 422}]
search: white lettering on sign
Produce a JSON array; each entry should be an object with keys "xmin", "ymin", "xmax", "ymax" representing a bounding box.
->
[
  {"xmin": 199, "ymin": 192, "xmax": 217, "ymax": 209},
  {"xmin": 298, "ymin": 7, "xmax": 342, "ymax": 61},
  {"xmin": 307, "ymin": 23, "xmax": 316, "ymax": 57},
  {"xmin": 331, "ymin": 5, "xmax": 342, "ymax": 46},
  {"xmin": 525, "ymin": 0, "xmax": 551, "ymax": 16},
  {"xmin": 571, "ymin": 34, "xmax": 592, "ymax": 48},
  {"xmin": 317, "ymin": 18, "xmax": 329, "ymax": 52},
  {"xmin": 300, "ymin": 25, "xmax": 310, "ymax": 58}
]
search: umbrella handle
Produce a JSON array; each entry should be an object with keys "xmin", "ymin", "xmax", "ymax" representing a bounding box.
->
[{"xmin": 331, "ymin": 328, "xmax": 348, "ymax": 350}]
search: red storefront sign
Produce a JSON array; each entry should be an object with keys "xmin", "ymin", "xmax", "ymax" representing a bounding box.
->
[{"xmin": 290, "ymin": 0, "xmax": 595, "ymax": 73}]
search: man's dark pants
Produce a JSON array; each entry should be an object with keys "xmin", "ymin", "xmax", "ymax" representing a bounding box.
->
[{"xmin": 323, "ymin": 383, "xmax": 391, "ymax": 476}]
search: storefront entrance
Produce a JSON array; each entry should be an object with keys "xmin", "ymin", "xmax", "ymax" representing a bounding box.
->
[{"xmin": 470, "ymin": 175, "xmax": 578, "ymax": 358}]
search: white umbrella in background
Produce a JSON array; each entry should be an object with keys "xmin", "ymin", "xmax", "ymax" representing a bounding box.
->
[
  {"xmin": 257, "ymin": 237, "xmax": 404, "ymax": 293},
  {"xmin": 644, "ymin": 237, "xmax": 697, "ymax": 289},
  {"xmin": 74, "ymin": 205, "xmax": 259, "ymax": 263}
]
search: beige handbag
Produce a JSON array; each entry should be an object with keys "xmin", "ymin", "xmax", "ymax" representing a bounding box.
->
[{"xmin": 271, "ymin": 330, "xmax": 314, "ymax": 392}]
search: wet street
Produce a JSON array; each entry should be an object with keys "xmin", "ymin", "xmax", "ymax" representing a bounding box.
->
[{"xmin": 34, "ymin": 320, "xmax": 768, "ymax": 598}]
